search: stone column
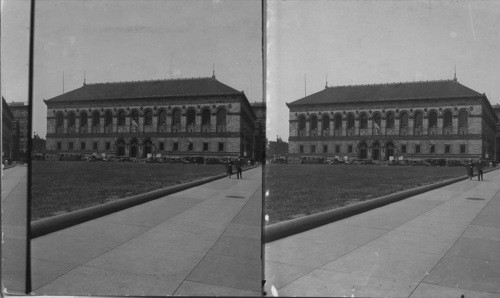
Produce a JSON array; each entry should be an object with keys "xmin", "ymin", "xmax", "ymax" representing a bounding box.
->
[
  {"xmin": 342, "ymin": 118, "xmax": 347, "ymax": 136},
  {"xmin": 408, "ymin": 117, "xmax": 414, "ymax": 135},
  {"xmin": 211, "ymin": 114, "xmax": 217, "ymax": 132},
  {"xmin": 367, "ymin": 117, "xmax": 373, "ymax": 135},
  {"xmin": 100, "ymin": 115, "xmax": 104, "ymax": 134},
  {"xmin": 437, "ymin": 117, "xmax": 443, "ymax": 134},
  {"xmin": 166, "ymin": 114, "xmax": 172, "ymax": 132},
  {"xmin": 329, "ymin": 119, "xmax": 334, "ymax": 136},
  {"xmin": 152, "ymin": 114, "xmax": 158, "ymax": 133},
  {"xmin": 452, "ymin": 116, "xmax": 458, "ymax": 134},
  {"xmin": 139, "ymin": 114, "xmax": 144, "ymax": 133},
  {"xmin": 395, "ymin": 117, "xmax": 400, "ymax": 135},
  {"xmin": 355, "ymin": 118, "xmax": 360, "ymax": 136},
  {"xmin": 63, "ymin": 117, "xmax": 68, "ymax": 134},
  {"xmin": 75, "ymin": 117, "xmax": 80, "ymax": 131},
  {"xmin": 126, "ymin": 116, "xmax": 131, "ymax": 133},
  {"xmin": 422, "ymin": 117, "xmax": 428, "ymax": 135},
  {"xmin": 181, "ymin": 113, "xmax": 187, "ymax": 132},
  {"xmin": 195, "ymin": 114, "xmax": 201, "ymax": 132},
  {"xmin": 381, "ymin": 117, "xmax": 386, "ymax": 135},
  {"xmin": 112, "ymin": 116, "xmax": 118, "ymax": 133},
  {"xmin": 305, "ymin": 120, "xmax": 310, "ymax": 137}
]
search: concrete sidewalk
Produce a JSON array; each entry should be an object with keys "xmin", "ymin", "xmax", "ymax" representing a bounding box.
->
[
  {"xmin": 266, "ymin": 169, "xmax": 500, "ymax": 297},
  {"xmin": 1, "ymin": 165, "xmax": 28, "ymax": 294},
  {"xmin": 32, "ymin": 167, "xmax": 262, "ymax": 296}
]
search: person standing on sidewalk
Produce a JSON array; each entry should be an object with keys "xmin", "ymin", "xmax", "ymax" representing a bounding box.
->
[
  {"xmin": 467, "ymin": 161, "xmax": 474, "ymax": 180},
  {"xmin": 477, "ymin": 160, "xmax": 484, "ymax": 181},
  {"xmin": 236, "ymin": 158, "xmax": 243, "ymax": 179}
]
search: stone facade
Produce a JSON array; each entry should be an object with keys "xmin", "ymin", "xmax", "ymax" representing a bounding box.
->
[
  {"xmin": 287, "ymin": 80, "xmax": 500, "ymax": 162},
  {"xmin": 8, "ymin": 102, "xmax": 29, "ymax": 161},
  {"xmin": 44, "ymin": 77, "xmax": 260, "ymax": 160}
]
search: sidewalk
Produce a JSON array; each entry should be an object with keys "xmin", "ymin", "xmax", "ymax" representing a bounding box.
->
[
  {"xmin": 31, "ymin": 166, "xmax": 262, "ymax": 296},
  {"xmin": 265, "ymin": 169, "xmax": 500, "ymax": 297},
  {"xmin": 1, "ymin": 165, "xmax": 28, "ymax": 294}
]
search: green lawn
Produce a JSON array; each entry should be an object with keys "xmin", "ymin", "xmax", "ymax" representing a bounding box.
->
[
  {"xmin": 265, "ymin": 164, "xmax": 467, "ymax": 224},
  {"xmin": 31, "ymin": 161, "xmax": 226, "ymax": 220}
]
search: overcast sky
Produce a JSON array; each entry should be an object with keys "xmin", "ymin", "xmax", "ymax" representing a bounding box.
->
[
  {"xmin": 267, "ymin": 0, "xmax": 500, "ymax": 141},
  {"xmin": 2, "ymin": 0, "xmax": 262, "ymax": 138}
]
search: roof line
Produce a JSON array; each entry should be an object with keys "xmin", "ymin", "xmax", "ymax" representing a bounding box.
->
[
  {"xmin": 84, "ymin": 76, "xmax": 216, "ymax": 86},
  {"xmin": 325, "ymin": 79, "xmax": 456, "ymax": 89}
]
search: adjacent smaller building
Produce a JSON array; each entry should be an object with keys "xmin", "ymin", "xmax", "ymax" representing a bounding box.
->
[
  {"xmin": 2, "ymin": 97, "xmax": 20, "ymax": 161},
  {"xmin": 8, "ymin": 102, "xmax": 29, "ymax": 161}
]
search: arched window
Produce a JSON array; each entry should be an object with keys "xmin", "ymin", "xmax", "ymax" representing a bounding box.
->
[
  {"xmin": 187, "ymin": 109, "xmax": 196, "ymax": 125},
  {"xmin": 92, "ymin": 111, "xmax": 100, "ymax": 127},
  {"xmin": 414, "ymin": 111, "xmax": 423, "ymax": 128},
  {"xmin": 428, "ymin": 111, "xmax": 438, "ymax": 127},
  {"xmin": 144, "ymin": 109, "xmax": 153, "ymax": 126},
  {"xmin": 400, "ymin": 112, "xmax": 409, "ymax": 128},
  {"xmin": 80, "ymin": 112, "xmax": 88, "ymax": 127},
  {"xmin": 298, "ymin": 115, "xmax": 306, "ymax": 130},
  {"xmin": 443, "ymin": 110, "xmax": 453, "ymax": 128},
  {"xmin": 310, "ymin": 115, "xmax": 318, "ymax": 130},
  {"xmin": 347, "ymin": 114, "xmax": 355, "ymax": 129},
  {"xmin": 117, "ymin": 110, "xmax": 126, "ymax": 126},
  {"xmin": 360, "ymin": 114, "xmax": 368, "ymax": 129},
  {"xmin": 334, "ymin": 114, "xmax": 342, "ymax": 130},
  {"xmin": 130, "ymin": 110, "xmax": 139, "ymax": 127},
  {"xmin": 201, "ymin": 109, "xmax": 211, "ymax": 125},
  {"xmin": 172, "ymin": 109, "xmax": 181, "ymax": 126},
  {"xmin": 56, "ymin": 112, "xmax": 64, "ymax": 127},
  {"xmin": 216, "ymin": 108, "xmax": 226, "ymax": 125},
  {"xmin": 373, "ymin": 113, "xmax": 381, "ymax": 129},
  {"xmin": 158, "ymin": 110, "xmax": 167, "ymax": 126},
  {"xmin": 458, "ymin": 110, "xmax": 468, "ymax": 127},
  {"xmin": 322, "ymin": 115, "xmax": 330, "ymax": 130},
  {"xmin": 68, "ymin": 112, "xmax": 76, "ymax": 127},
  {"xmin": 386, "ymin": 112, "xmax": 395, "ymax": 129}
]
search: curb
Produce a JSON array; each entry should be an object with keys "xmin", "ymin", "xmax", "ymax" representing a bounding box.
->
[
  {"xmin": 264, "ymin": 167, "xmax": 499, "ymax": 243},
  {"xmin": 31, "ymin": 165, "xmax": 259, "ymax": 239}
]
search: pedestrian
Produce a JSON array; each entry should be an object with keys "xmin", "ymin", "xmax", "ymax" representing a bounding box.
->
[
  {"xmin": 477, "ymin": 161, "xmax": 484, "ymax": 181},
  {"xmin": 1, "ymin": 161, "xmax": 4, "ymax": 179},
  {"xmin": 467, "ymin": 161, "xmax": 474, "ymax": 180},
  {"xmin": 226, "ymin": 159, "xmax": 233, "ymax": 178},
  {"xmin": 237, "ymin": 158, "xmax": 243, "ymax": 179}
]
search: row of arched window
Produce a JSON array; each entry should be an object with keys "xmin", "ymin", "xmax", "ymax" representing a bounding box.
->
[
  {"xmin": 54, "ymin": 108, "xmax": 227, "ymax": 133},
  {"xmin": 297, "ymin": 110, "xmax": 469, "ymax": 131}
]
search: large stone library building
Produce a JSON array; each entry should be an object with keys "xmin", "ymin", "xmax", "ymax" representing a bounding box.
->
[
  {"xmin": 287, "ymin": 79, "xmax": 500, "ymax": 162},
  {"xmin": 44, "ymin": 76, "xmax": 262, "ymax": 160}
]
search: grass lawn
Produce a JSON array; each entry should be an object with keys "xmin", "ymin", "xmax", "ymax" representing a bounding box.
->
[
  {"xmin": 31, "ymin": 161, "xmax": 226, "ymax": 220},
  {"xmin": 265, "ymin": 164, "xmax": 467, "ymax": 224}
]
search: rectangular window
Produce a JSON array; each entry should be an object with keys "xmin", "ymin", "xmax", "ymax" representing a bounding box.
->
[
  {"xmin": 81, "ymin": 142, "xmax": 86, "ymax": 150},
  {"xmin": 69, "ymin": 142, "xmax": 73, "ymax": 150},
  {"xmin": 57, "ymin": 142, "xmax": 62, "ymax": 150},
  {"xmin": 299, "ymin": 145, "xmax": 304, "ymax": 153},
  {"xmin": 93, "ymin": 142, "xmax": 98, "ymax": 150},
  {"xmin": 159, "ymin": 142, "xmax": 165, "ymax": 151},
  {"xmin": 460, "ymin": 144, "xmax": 466, "ymax": 154},
  {"xmin": 401, "ymin": 145, "xmax": 407, "ymax": 154},
  {"xmin": 323, "ymin": 145, "xmax": 328, "ymax": 153},
  {"xmin": 430, "ymin": 144, "xmax": 435, "ymax": 153},
  {"xmin": 174, "ymin": 142, "xmax": 179, "ymax": 151},
  {"xmin": 415, "ymin": 145, "xmax": 420, "ymax": 154},
  {"xmin": 445, "ymin": 144, "xmax": 450, "ymax": 154},
  {"xmin": 218, "ymin": 142, "xmax": 224, "ymax": 152},
  {"xmin": 106, "ymin": 142, "xmax": 111, "ymax": 150},
  {"xmin": 348, "ymin": 145, "xmax": 353, "ymax": 153},
  {"xmin": 188, "ymin": 142, "xmax": 193, "ymax": 151},
  {"xmin": 203, "ymin": 142, "xmax": 209, "ymax": 151},
  {"xmin": 311, "ymin": 145, "xmax": 316, "ymax": 153},
  {"xmin": 335, "ymin": 145, "xmax": 340, "ymax": 153}
]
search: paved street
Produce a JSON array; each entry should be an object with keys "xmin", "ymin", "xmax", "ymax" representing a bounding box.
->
[
  {"xmin": 1, "ymin": 165, "xmax": 28, "ymax": 294},
  {"xmin": 266, "ymin": 168, "xmax": 500, "ymax": 297},
  {"xmin": 31, "ymin": 166, "xmax": 262, "ymax": 296}
]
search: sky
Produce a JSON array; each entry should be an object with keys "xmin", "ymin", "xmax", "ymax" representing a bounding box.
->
[
  {"xmin": 1, "ymin": 0, "xmax": 262, "ymax": 138},
  {"xmin": 267, "ymin": 0, "xmax": 500, "ymax": 141}
]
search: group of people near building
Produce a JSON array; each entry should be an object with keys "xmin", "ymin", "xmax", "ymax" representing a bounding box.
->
[
  {"xmin": 467, "ymin": 160, "xmax": 484, "ymax": 181},
  {"xmin": 226, "ymin": 158, "xmax": 243, "ymax": 179}
]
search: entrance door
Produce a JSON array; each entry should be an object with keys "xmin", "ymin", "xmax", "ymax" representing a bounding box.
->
[
  {"xmin": 358, "ymin": 142, "xmax": 368, "ymax": 159},
  {"xmin": 372, "ymin": 142, "xmax": 380, "ymax": 160},
  {"xmin": 143, "ymin": 139, "xmax": 152, "ymax": 157},
  {"xmin": 116, "ymin": 139, "xmax": 125, "ymax": 156},
  {"xmin": 385, "ymin": 142, "xmax": 395, "ymax": 160},
  {"xmin": 130, "ymin": 139, "xmax": 138, "ymax": 157}
]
